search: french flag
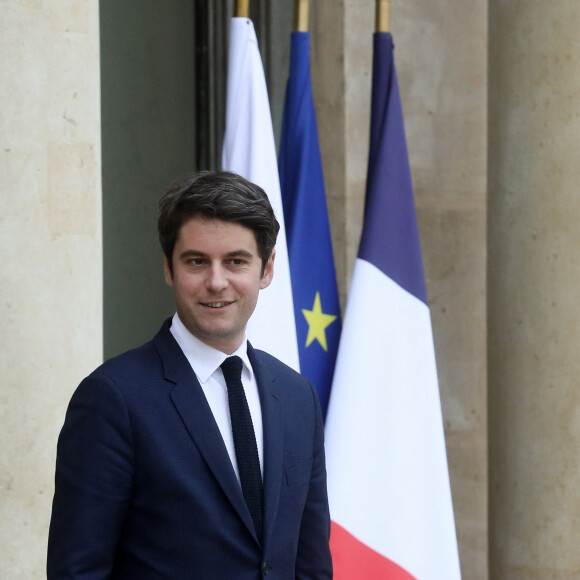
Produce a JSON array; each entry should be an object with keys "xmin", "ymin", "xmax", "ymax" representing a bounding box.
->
[{"xmin": 324, "ymin": 33, "xmax": 462, "ymax": 579}]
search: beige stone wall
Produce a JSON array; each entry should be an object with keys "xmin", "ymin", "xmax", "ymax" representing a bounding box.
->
[
  {"xmin": 398, "ymin": 3, "xmax": 489, "ymax": 578},
  {"xmin": 0, "ymin": 2, "xmax": 102, "ymax": 578},
  {"xmin": 489, "ymin": 1, "xmax": 580, "ymax": 578},
  {"xmin": 314, "ymin": 1, "xmax": 488, "ymax": 578}
]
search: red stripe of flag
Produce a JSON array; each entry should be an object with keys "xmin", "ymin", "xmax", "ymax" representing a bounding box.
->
[{"xmin": 330, "ymin": 521, "xmax": 417, "ymax": 580}]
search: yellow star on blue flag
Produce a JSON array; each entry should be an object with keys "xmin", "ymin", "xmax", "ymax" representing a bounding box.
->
[{"xmin": 302, "ymin": 292, "xmax": 337, "ymax": 352}]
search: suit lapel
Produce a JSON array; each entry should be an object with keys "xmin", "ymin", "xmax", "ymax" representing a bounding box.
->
[
  {"xmin": 248, "ymin": 344, "xmax": 285, "ymax": 551},
  {"xmin": 153, "ymin": 321, "xmax": 258, "ymax": 542}
]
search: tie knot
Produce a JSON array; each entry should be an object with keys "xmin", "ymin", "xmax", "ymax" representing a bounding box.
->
[{"xmin": 221, "ymin": 355, "xmax": 243, "ymax": 384}]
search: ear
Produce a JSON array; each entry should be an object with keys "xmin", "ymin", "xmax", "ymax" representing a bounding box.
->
[
  {"xmin": 163, "ymin": 256, "xmax": 174, "ymax": 287},
  {"xmin": 259, "ymin": 249, "xmax": 275, "ymax": 289}
]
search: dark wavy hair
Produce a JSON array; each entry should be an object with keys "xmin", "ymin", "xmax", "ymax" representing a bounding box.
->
[{"xmin": 158, "ymin": 171, "xmax": 280, "ymax": 274}]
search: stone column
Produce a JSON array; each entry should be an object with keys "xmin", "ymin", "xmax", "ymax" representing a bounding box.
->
[
  {"xmin": 0, "ymin": 3, "xmax": 102, "ymax": 578},
  {"xmin": 489, "ymin": 1, "xmax": 580, "ymax": 577}
]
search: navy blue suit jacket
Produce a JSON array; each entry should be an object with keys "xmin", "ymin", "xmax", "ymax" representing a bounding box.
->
[{"xmin": 47, "ymin": 320, "xmax": 332, "ymax": 579}]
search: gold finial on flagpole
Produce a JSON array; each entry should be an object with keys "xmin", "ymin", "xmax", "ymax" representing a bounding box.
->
[
  {"xmin": 376, "ymin": 0, "xmax": 390, "ymax": 33},
  {"xmin": 294, "ymin": 0, "xmax": 309, "ymax": 32},
  {"xmin": 235, "ymin": 0, "xmax": 249, "ymax": 18}
]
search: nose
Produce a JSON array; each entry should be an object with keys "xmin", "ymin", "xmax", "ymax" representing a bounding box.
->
[{"xmin": 205, "ymin": 262, "xmax": 228, "ymax": 292}]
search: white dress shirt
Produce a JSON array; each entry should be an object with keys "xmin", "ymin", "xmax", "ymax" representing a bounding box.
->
[{"xmin": 169, "ymin": 313, "xmax": 264, "ymax": 482}]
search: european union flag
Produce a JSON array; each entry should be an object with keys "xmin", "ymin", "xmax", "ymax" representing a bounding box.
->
[{"xmin": 279, "ymin": 31, "xmax": 341, "ymax": 419}]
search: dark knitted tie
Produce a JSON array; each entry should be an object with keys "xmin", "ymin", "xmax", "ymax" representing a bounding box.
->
[{"xmin": 221, "ymin": 356, "xmax": 263, "ymax": 542}]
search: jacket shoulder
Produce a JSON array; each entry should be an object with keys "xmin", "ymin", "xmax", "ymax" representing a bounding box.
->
[
  {"xmin": 248, "ymin": 346, "xmax": 319, "ymax": 407},
  {"xmin": 92, "ymin": 340, "xmax": 159, "ymax": 381},
  {"xmin": 249, "ymin": 347, "xmax": 306, "ymax": 381},
  {"xmin": 83, "ymin": 319, "xmax": 178, "ymax": 389}
]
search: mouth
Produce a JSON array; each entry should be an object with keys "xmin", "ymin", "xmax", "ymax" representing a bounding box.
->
[{"xmin": 202, "ymin": 301, "xmax": 233, "ymax": 309}]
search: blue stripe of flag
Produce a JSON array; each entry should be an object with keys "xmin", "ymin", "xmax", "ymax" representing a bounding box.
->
[{"xmin": 358, "ymin": 33, "xmax": 427, "ymax": 305}]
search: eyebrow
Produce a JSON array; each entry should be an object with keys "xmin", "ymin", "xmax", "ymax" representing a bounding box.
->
[{"xmin": 178, "ymin": 249, "xmax": 255, "ymax": 260}]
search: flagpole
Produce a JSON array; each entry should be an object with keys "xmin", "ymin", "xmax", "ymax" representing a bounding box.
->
[
  {"xmin": 294, "ymin": 0, "xmax": 309, "ymax": 32},
  {"xmin": 376, "ymin": 0, "xmax": 390, "ymax": 32},
  {"xmin": 235, "ymin": 0, "xmax": 249, "ymax": 18}
]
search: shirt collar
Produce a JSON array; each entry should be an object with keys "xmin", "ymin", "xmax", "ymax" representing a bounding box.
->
[{"xmin": 170, "ymin": 313, "xmax": 253, "ymax": 384}]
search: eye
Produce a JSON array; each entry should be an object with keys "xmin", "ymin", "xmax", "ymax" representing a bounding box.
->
[{"xmin": 189, "ymin": 257, "xmax": 205, "ymax": 266}]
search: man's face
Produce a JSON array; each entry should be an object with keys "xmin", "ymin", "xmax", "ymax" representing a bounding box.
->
[{"xmin": 164, "ymin": 216, "xmax": 274, "ymax": 354}]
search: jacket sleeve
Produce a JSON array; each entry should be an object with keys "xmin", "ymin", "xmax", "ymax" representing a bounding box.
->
[
  {"xmin": 47, "ymin": 372, "xmax": 134, "ymax": 579},
  {"xmin": 295, "ymin": 383, "xmax": 333, "ymax": 579}
]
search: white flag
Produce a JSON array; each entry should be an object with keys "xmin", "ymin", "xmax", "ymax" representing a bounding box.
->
[{"xmin": 222, "ymin": 17, "xmax": 299, "ymax": 370}]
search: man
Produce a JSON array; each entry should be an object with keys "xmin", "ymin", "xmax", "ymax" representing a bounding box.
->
[{"xmin": 47, "ymin": 171, "xmax": 332, "ymax": 579}]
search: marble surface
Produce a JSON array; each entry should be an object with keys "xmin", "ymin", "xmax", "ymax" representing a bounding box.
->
[
  {"xmin": 0, "ymin": 2, "xmax": 102, "ymax": 577},
  {"xmin": 489, "ymin": 1, "xmax": 580, "ymax": 577}
]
